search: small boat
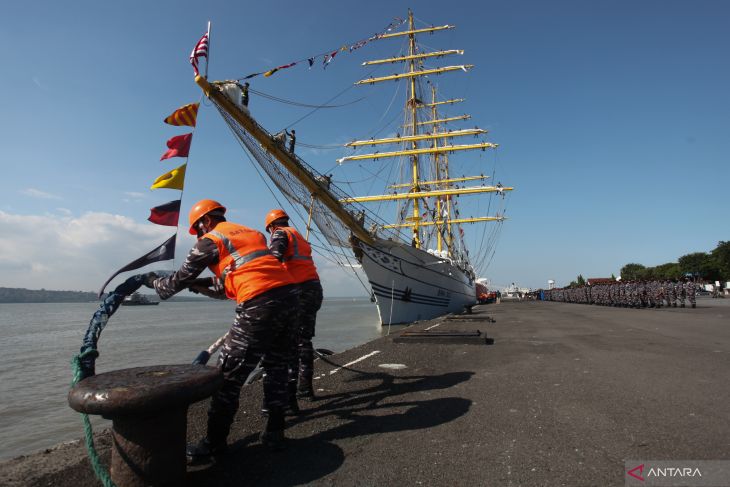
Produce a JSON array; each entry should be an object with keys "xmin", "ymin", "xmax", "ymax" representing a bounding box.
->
[{"xmin": 122, "ymin": 292, "xmax": 159, "ymax": 306}]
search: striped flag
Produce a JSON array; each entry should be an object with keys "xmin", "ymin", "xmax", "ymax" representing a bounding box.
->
[
  {"xmin": 190, "ymin": 32, "xmax": 209, "ymax": 76},
  {"xmin": 164, "ymin": 103, "xmax": 199, "ymax": 127}
]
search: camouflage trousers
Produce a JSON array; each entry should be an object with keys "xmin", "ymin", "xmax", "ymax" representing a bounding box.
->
[
  {"xmin": 289, "ymin": 280, "xmax": 323, "ymax": 393},
  {"xmin": 677, "ymin": 288, "xmax": 686, "ymax": 306},
  {"xmin": 207, "ymin": 284, "xmax": 300, "ymax": 443}
]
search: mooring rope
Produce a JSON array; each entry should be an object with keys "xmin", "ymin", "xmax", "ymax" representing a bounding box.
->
[
  {"xmin": 69, "ymin": 274, "xmax": 147, "ymax": 487},
  {"xmin": 70, "ymin": 350, "xmax": 116, "ymax": 487}
]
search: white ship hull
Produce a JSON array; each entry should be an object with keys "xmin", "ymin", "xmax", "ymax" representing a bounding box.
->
[{"xmin": 354, "ymin": 238, "xmax": 477, "ymax": 324}]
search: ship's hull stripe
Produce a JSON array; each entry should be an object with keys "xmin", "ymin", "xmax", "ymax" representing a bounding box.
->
[{"xmin": 369, "ymin": 282, "xmax": 450, "ymax": 306}]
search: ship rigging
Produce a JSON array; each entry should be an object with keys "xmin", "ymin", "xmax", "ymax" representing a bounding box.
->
[{"xmin": 194, "ymin": 9, "xmax": 513, "ymax": 324}]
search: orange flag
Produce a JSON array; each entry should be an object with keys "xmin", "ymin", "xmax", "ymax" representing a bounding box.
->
[{"xmin": 164, "ymin": 103, "xmax": 199, "ymax": 127}]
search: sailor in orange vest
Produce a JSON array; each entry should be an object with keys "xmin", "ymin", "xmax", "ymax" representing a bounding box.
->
[
  {"xmin": 265, "ymin": 209, "xmax": 323, "ymax": 405},
  {"xmin": 148, "ymin": 200, "xmax": 299, "ymax": 460}
]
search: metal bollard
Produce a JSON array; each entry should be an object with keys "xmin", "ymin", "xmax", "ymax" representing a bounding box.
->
[{"xmin": 68, "ymin": 364, "xmax": 222, "ymax": 487}]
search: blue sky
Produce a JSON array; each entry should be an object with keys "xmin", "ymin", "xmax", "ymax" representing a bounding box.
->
[{"xmin": 1, "ymin": 0, "xmax": 728, "ymax": 295}]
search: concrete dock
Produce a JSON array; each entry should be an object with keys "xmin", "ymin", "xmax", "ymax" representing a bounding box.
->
[{"xmin": 2, "ymin": 298, "xmax": 729, "ymax": 486}]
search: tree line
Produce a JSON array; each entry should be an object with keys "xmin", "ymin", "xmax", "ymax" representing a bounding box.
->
[
  {"xmin": 0, "ymin": 287, "xmax": 98, "ymax": 303},
  {"xmin": 568, "ymin": 241, "xmax": 730, "ymax": 287}
]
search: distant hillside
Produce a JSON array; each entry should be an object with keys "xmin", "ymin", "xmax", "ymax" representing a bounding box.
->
[
  {"xmin": 0, "ymin": 287, "xmax": 97, "ymax": 303},
  {"xmin": 0, "ymin": 287, "xmax": 209, "ymax": 303}
]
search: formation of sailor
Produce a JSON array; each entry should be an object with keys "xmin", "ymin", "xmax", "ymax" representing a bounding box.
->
[
  {"xmin": 143, "ymin": 200, "xmax": 322, "ymax": 462},
  {"xmin": 543, "ymin": 277, "xmax": 698, "ymax": 308}
]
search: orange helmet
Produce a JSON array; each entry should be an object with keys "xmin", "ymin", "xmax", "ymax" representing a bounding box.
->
[
  {"xmin": 265, "ymin": 209, "xmax": 289, "ymax": 231},
  {"xmin": 188, "ymin": 199, "xmax": 226, "ymax": 235}
]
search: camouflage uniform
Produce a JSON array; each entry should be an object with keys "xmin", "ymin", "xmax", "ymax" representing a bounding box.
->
[
  {"xmin": 153, "ymin": 233, "xmax": 300, "ymax": 446},
  {"xmin": 684, "ymin": 280, "xmax": 697, "ymax": 308},
  {"xmin": 269, "ymin": 227, "xmax": 323, "ymax": 397},
  {"xmin": 208, "ymin": 286, "xmax": 299, "ymax": 442},
  {"xmin": 654, "ymin": 280, "xmax": 663, "ymax": 308},
  {"xmin": 292, "ymin": 281, "xmax": 323, "ymax": 393},
  {"xmin": 664, "ymin": 280, "xmax": 676, "ymax": 307},
  {"xmin": 677, "ymin": 280, "xmax": 686, "ymax": 307}
]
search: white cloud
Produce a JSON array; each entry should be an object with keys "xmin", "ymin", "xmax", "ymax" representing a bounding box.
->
[
  {"xmin": 314, "ymin": 254, "xmax": 370, "ymax": 298},
  {"xmin": 21, "ymin": 188, "xmax": 61, "ymax": 200},
  {"xmin": 0, "ymin": 210, "xmax": 175, "ymax": 291},
  {"xmin": 122, "ymin": 191, "xmax": 147, "ymax": 203},
  {"xmin": 0, "ymin": 209, "xmax": 369, "ymax": 296}
]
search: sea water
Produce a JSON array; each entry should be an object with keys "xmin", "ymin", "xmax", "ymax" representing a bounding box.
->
[{"xmin": 0, "ymin": 298, "xmax": 381, "ymax": 461}]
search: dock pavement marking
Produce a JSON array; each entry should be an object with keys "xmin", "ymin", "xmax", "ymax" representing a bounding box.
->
[
  {"xmin": 329, "ymin": 350, "xmax": 380, "ymax": 375},
  {"xmin": 425, "ymin": 323, "xmax": 441, "ymax": 330}
]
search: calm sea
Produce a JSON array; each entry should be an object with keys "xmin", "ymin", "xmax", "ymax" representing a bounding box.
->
[{"xmin": 0, "ymin": 297, "xmax": 382, "ymax": 461}]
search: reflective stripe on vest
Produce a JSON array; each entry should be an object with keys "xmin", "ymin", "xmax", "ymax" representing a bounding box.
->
[
  {"xmin": 209, "ymin": 230, "xmax": 273, "ymax": 281},
  {"xmin": 283, "ymin": 228, "xmax": 313, "ymax": 262}
]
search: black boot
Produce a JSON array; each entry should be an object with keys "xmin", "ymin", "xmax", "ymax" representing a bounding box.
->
[
  {"xmin": 260, "ymin": 408, "xmax": 286, "ymax": 451},
  {"xmin": 691, "ymin": 303, "xmax": 696, "ymax": 308},
  {"xmin": 186, "ymin": 437, "xmax": 227, "ymax": 464},
  {"xmin": 285, "ymin": 381, "xmax": 301, "ymax": 415},
  {"xmin": 296, "ymin": 386, "xmax": 315, "ymax": 401}
]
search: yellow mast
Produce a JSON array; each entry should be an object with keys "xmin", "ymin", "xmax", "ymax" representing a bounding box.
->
[
  {"xmin": 388, "ymin": 174, "xmax": 489, "ymax": 189},
  {"xmin": 423, "ymin": 98, "xmax": 465, "ymax": 108},
  {"xmin": 355, "ymin": 65, "xmax": 473, "ymax": 85},
  {"xmin": 382, "ymin": 216, "xmax": 506, "ymax": 229},
  {"xmin": 339, "ymin": 184, "xmax": 513, "ymax": 203},
  {"xmin": 416, "ymin": 114, "xmax": 471, "ymax": 126},
  {"xmin": 432, "ymin": 85, "xmax": 443, "ymax": 252},
  {"xmin": 362, "ymin": 50, "xmax": 463, "ymax": 65},
  {"xmin": 345, "ymin": 128, "xmax": 486, "ymax": 147},
  {"xmin": 342, "ymin": 9, "xmax": 511, "ymax": 251},
  {"xmin": 337, "ymin": 142, "xmax": 497, "ymax": 164},
  {"xmin": 407, "ymin": 9, "xmax": 420, "ymax": 248},
  {"xmin": 378, "ymin": 24, "xmax": 455, "ymax": 39}
]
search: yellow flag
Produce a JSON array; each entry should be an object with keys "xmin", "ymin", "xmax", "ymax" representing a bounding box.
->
[{"xmin": 151, "ymin": 163, "xmax": 186, "ymax": 190}]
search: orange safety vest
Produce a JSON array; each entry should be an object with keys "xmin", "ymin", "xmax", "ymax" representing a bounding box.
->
[
  {"xmin": 280, "ymin": 227, "xmax": 319, "ymax": 284},
  {"xmin": 204, "ymin": 222, "xmax": 294, "ymax": 303}
]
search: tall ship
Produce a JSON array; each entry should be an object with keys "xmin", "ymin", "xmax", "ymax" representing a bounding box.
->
[{"xmin": 194, "ymin": 10, "xmax": 512, "ymax": 324}]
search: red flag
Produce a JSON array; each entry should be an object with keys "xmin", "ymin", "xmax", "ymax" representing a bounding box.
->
[
  {"xmin": 160, "ymin": 133, "xmax": 192, "ymax": 161},
  {"xmin": 148, "ymin": 200, "xmax": 181, "ymax": 226},
  {"xmin": 190, "ymin": 33, "xmax": 209, "ymax": 76}
]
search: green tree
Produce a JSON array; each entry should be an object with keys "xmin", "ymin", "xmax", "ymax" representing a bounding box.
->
[
  {"xmin": 678, "ymin": 252, "xmax": 708, "ymax": 276},
  {"xmin": 620, "ymin": 263, "xmax": 645, "ymax": 280},
  {"xmin": 576, "ymin": 274, "xmax": 585, "ymax": 286},
  {"xmin": 678, "ymin": 252, "xmax": 721, "ymax": 280},
  {"xmin": 711, "ymin": 241, "xmax": 730, "ymax": 280},
  {"xmin": 653, "ymin": 262, "xmax": 682, "ymax": 279},
  {"xmin": 639, "ymin": 267, "xmax": 656, "ymax": 280}
]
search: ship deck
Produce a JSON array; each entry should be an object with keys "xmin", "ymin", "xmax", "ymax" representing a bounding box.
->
[{"xmin": 3, "ymin": 298, "xmax": 729, "ymax": 486}]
